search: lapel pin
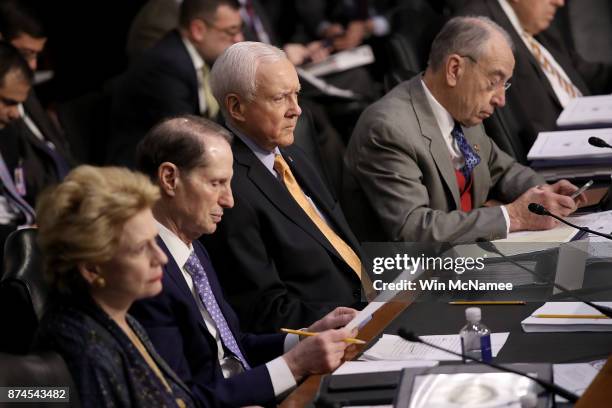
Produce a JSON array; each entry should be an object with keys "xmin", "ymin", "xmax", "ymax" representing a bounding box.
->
[{"xmin": 473, "ymin": 144, "xmax": 480, "ymax": 153}]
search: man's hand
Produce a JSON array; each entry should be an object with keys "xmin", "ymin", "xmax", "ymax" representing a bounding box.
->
[
  {"xmin": 506, "ymin": 185, "xmax": 577, "ymax": 232},
  {"xmin": 307, "ymin": 307, "xmax": 358, "ymax": 333},
  {"xmin": 282, "ymin": 328, "xmax": 353, "ymax": 382},
  {"xmin": 333, "ymin": 21, "xmax": 367, "ymax": 50},
  {"xmin": 283, "ymin": 43, "xmax": 310, "ymax": 66},
  {"xmin": 545, "ymin": 179, "xmax": 588, "ymax": 207},
  {"xmin": 305, "ymin": 41, "xmax": 330, "ymax": 63}
]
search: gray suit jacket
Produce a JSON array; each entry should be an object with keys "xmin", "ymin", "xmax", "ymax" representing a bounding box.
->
[{"xmin": 343, "ymin": 76, "xmax": 545, "ymax": 243}]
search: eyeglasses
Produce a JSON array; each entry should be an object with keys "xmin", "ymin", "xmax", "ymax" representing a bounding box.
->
[
  {"xmin": 460, "ymin": 54, "xmax": 512, "ymax": 92},
  {"xmin": 203, "ymin": 20, "xmax": 244, "ymax": 39}
]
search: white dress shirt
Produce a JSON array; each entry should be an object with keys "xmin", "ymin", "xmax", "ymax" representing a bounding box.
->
[
  {"xmin": 421, "ymin": 80, "xmax": 511, "ymax": 232},
  {"xmin": 181, "ymin": 36, "xmax": 209, "ymax": 115},
  {"xmin": 498, "ymin": 0, "xmax": 579, "ymax": 107},
  {"xmin": 228, "ymin": 124, "xmax": 332, "ymax": 225},
  {"xmin": 156, "ymin": 221, "xmax": 299, "ymax": 396}
]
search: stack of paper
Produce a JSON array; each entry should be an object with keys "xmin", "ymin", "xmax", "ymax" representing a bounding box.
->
[
  {"xmin": 362, "ymin": 333, "xmax": 509, "ymax": 361},
  {"xmin": 557, "ymin": 95, "xmax": 612, "ymax": 129},
  {"xmin": 521, "ymin": 302, "xmax": 612, "ymax": 332},
  {"xmin": 528, "ymin": 128, "xmax": 612, "ymax": 164}
]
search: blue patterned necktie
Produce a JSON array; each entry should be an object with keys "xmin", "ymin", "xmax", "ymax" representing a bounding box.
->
[
  {"xmin": 184, "ymin": 252, "xmax": 250, "ymax": 369},
  {"xmin": 451, "ymin": 121, "xmax": 480, "ymax": 180}
]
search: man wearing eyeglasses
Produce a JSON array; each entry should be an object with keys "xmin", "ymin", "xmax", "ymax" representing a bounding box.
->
[
  {"xmin": 110, "ymin": 0, "xmax": 244, "ymax": 166},
  {"xmin": 343, "ymin": 16, "xmax": 586, "ymax": 243}
]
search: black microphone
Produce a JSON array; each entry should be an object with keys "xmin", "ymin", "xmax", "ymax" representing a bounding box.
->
[
  {"xmin": 476, "ymin": 239, "xmax": 612, "ymax": 318},
  {"xmin": 586, "ymin": 137, "xmax": 612, "ymax": 211},
  {"xmin": 397, "ymin": 328, "xmax": 579, "ymax": 403},
  {"xmin": 528, "ymin": 203, "xmax": 612, "ymax": 241},
  {"xmin": 588, "ymin": 136, "xmax": 612, "ymax": 149}
]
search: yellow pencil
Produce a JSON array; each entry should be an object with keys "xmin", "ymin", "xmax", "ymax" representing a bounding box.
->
[
  {"xmin": 533, "ymin": 314, "xmax": 610, "ymax": 319},
  {"xmin": 280, "ymin": 328, "xmax": 366, "ymax": 344},
  {"xmin": 449, "ymin": 301, "xmax": 526, "ymax": 305}
]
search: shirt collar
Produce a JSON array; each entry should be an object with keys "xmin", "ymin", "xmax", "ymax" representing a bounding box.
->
[
  {"xmin": 421, "ymin": 79, "xmax": 455, "ymax": 138},
  {"xmin": 181, "ymin": 35, "xmax": 204, "ymax": 71},
  {"xmin": 498, "ymin": 0, "xmax": 528, "ymax": 37},
  {"xmin": 227, "ymin": 122, "xmax": 281, "ymax": 175},
  {"xmin": 155, "ymin": 220, "xmax": 194, "ymax": 270}
]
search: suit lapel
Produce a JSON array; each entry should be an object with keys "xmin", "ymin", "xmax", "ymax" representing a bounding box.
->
[
  {"xmin": 408, "ymin": 78, "xmax": 461, "ymax": 209},
  {"xmin": 232, "ymin": 138, "xmax": 341, "ymax": 258}
]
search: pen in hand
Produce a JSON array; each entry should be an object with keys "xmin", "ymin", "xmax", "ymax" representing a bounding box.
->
[
  {"xmin": 570, "ymin": 179, "xmax": 593, "ymax": 200},
  {"xmin": 281, "ymin": 328, "xmax": 366, "ymax": 344}
]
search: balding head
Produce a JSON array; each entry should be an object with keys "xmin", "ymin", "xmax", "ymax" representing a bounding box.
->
[
  {"xmin": 428, "ymin": 16, "xmax": 514, "ymax": 73},
  {"xmin": 136, "ymin": 115, "xmax": 233, "ymax": 180},
  {"xmin": 424, "ymin": 16, "xmax": 515, "ymax": 127}
]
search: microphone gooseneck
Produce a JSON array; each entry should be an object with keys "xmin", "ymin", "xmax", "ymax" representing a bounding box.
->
[
  {"xmin": 475, "ymin": 239, "xmax": 612, "ymax": 318},
  {"xmin": 527, "ymin": 203, "xmax": 612, "ymax": 241}
]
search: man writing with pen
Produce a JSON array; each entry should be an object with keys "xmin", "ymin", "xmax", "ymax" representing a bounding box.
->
[{"xmin": 130, "ymin": 115, "xmax": 360, "ymax": 407}]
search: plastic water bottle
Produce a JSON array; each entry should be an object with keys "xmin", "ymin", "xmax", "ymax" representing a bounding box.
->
[{"xmin": 459, "ymin": 307, "xmax": 492, "ymax": 363}]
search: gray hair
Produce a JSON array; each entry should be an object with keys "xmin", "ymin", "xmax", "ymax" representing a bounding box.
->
[
  {"xmin": 210, "ymin": 41, "xmax": 286, "ymax": 119},
  {"xmin": 427, "ymin": 16, "xmax": 514, "ymax": 72}
]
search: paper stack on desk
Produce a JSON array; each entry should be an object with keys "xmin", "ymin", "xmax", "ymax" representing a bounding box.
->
[
  {"xmin": 556, "ymin": 94, "xmax": 612, "ymax": 129},
  {"xmin": 527, "ymin": 128, "xmax": 612, "ymax": 181},
  {"xmin": 521, "ymin": 302, "xmax": 612, "ymax": 332},
  {"xmin": 361, "ymin": 333, "xmax": 509, "ymax": 361}
]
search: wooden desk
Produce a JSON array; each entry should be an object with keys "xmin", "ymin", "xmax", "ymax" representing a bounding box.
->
[{"xmin": 279, "ymin": 301, "xmax": 409, "ymax": 408}]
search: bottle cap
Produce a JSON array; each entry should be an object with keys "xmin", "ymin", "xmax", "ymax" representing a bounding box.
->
[{"xmin": 465, "ymin": 307, "xmax": 481, "ymax": 323}]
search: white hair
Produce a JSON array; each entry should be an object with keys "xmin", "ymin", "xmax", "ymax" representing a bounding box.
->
[{"xmin": 210, "ymin": 41, "xmax": 286, "ymax": 119}]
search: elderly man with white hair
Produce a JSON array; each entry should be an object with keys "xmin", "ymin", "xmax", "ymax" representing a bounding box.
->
[{"xmin": 201, "ymin": 41, "xmax": 368, "ymax": 334}]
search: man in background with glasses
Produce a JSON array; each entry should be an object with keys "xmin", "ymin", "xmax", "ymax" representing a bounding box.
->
[
  {"xmin": 110, "ymin": 0, "xmax": 244, "ymax": 167},
  {"xmin": 343, "ymin": 16, "xmax": 586, "ymax": 243}
]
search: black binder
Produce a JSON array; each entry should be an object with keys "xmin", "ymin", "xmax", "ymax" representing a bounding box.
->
[{"xmin": 314, "ymin": 370, "xmax": 401, "ymax": 407}]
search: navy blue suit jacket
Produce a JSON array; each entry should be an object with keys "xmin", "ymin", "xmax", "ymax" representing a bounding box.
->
[
  {"xmin": 130, "ymin": 238, "xmax": 286, "ymax": 407},
  {"xmin": 109, "ymin": 30, "xmax": 202, "ymax": 166}
]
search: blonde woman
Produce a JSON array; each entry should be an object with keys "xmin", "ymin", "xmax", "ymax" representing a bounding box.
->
[{"xmin": 33, "ymin": 166, "xmax": 196, "ymax": 408}]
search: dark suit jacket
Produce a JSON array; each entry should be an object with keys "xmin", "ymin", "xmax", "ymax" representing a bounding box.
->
[
  {"xmin": 458, "ymin": 0, "xmax": 612, "ymax": 146},
  {"xmin": 201, "ymin": 137, "xmax": 364, "ymax": 333},
  {"xmin": 130, "ymin": 238, "xmax": 285, "ymax": 407},
  {"xmin": 34, "ymin": 293, "xmax": 195, "ymax": 408},
  {"xmin": 0, "ymin": 92, "xmax": 73, "ymax": 207},
  {"xmin": 109, "ymin": 30, "xmax": 201, "ymax": 166}
]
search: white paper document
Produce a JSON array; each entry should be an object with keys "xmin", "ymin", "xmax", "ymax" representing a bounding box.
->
[
  {"xmin": 362, "ymin": 333, "xmax": 509, "ymax": 361},
  {"xmin": 521, "ymin": 302, "xmax": 612, "ymax": 332},
  {"xmin": 333, "ymin": 360, "xmax": 438, "ymax": 376},
  {"xmin": 302, "ymin": 45, "xmax": 375, "ymax": 77},
  {"xmin": 496, "ymin": 210, "xmax": 612, "ymax": 244},
  {"xmin": 527, "ymin": 128, "xmax": 612, "ymax": 161},
  {"xmin": 553, "ymin": 361, "xmax": 603, "ymax": 403},
  {"xmin": 557, "ymin": 94, "xmax": 612, "ymax": 128}
]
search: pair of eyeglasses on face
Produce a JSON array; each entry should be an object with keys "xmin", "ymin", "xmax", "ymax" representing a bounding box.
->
[
  {"xmin": 203, "ymin": 20, "xmax": 244, "ymax": 38},
  {"xmin": 459, "ymin": 54, "xmax": 512, "ymax": 92}
]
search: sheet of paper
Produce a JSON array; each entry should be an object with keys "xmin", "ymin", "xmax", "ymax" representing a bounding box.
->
[
  {"xmin": 302, "ymin": 45, "xmax": 375, "ymax": 77},
  {"xmin": 345, "ymin": 267, "xmax": 424, "ymax": 331},
  {"xmin": 553, "ymin": 361, "xmax": 603, "ymax": 403},
  {"xmin": 527, "ymin": 128, "xmax": 612, "ymax": 161},
  {"xmin": 495, "ymin": 210, "xmax": 612, "ymax": 244},
  {"xmin": 333, "ymin": 360, "xmax": 438, "ymax": 375},
  {"xmin": 362, "ymin": 333, "xmax": 509, "ymax": 361},
  {"xmin": 521, "ymin": 302, "xmax": 612, "ymax": 332}
]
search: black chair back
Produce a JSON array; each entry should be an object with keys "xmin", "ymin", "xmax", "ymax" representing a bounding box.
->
[
  {"xmin": 0, "ymin": 351, "xmax": 80, "ymax": 407},
  {"xmin": 0, "ymin": 228, "xmax": 48, "ymax": 354}
]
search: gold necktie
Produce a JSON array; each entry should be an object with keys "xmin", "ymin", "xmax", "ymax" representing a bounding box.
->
[
  {"xmin": 201, "ymin": 63, "xmax": 219, "ymax": 119},
  {"xmin": 274, "ymin": 154, "xmax": 363, "ymax": 280},
  {"xmin": 523, "ymin": 33, "xmax": 582, "ymax": 99}
]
